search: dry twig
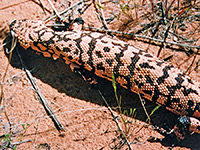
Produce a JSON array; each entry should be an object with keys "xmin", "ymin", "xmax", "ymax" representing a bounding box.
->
[
  {"xmin": 85, "ymin": 26, "xmax": 200, "ymax": 50},
  {"xmin": 94, "ymin": 0, "xmax": 109, "ymax": 29},
  {"xmin": 33, "ymin": 115, "xmax": 42, "ymax": 150},
  {"xmin": 98, "ymin": 89, "xmax": 133, "ymax": 150},
  {"xmin": 15, "ymin": 47, "xmax": 65, "ymax": 132},
  {"xmin": 44, "ymin": 0, "xmax": 85, "ymax": 23},
  {"xmin": 47, "ymin": 0, "xmax": 61, "ymax": 18}
]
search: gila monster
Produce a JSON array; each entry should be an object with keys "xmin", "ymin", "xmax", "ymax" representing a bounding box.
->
[{"xmin": 9, "ymin": 19, "xmax": 200, "ymax": 141}]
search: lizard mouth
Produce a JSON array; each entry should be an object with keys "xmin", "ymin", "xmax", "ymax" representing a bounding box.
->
[{"xmin": 9, "ymin": 20, "xmax": 17, "ymax": 29}]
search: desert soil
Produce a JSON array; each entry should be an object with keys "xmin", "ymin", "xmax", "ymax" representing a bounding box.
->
[{"xmin": 0, "ymin": 0, "xmax": 200, "ymax": 150}]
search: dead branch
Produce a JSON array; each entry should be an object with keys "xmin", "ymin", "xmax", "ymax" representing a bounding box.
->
[
  {"xmin": 44, "ymin": 0, "xmax": 85, "ymax": 23},
  {"xmin": 15, "ymin": 47, "xmax": 66, "ymax": 132},
  {"xmin": 98, "ymin": 90, "xmax": 133, "ymax": 150},
  {"xmin": 85, "ymin": 26, "xmax": 200, "ymax": 50}
]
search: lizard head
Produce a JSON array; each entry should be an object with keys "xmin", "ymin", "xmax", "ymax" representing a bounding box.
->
[{"xmin": 9, "ymin": 19, "xmax": 47, "ymax": 49}]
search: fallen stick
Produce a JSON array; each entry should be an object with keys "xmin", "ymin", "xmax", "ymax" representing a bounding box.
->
[{"xmin": 15, "ymin": 46, "xmax": 66, "ymax": 132}]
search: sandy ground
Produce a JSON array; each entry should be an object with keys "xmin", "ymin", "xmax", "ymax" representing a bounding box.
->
[{"xmin": 0, "ymin": 0, "xmax": 200, "ymax": 149}]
